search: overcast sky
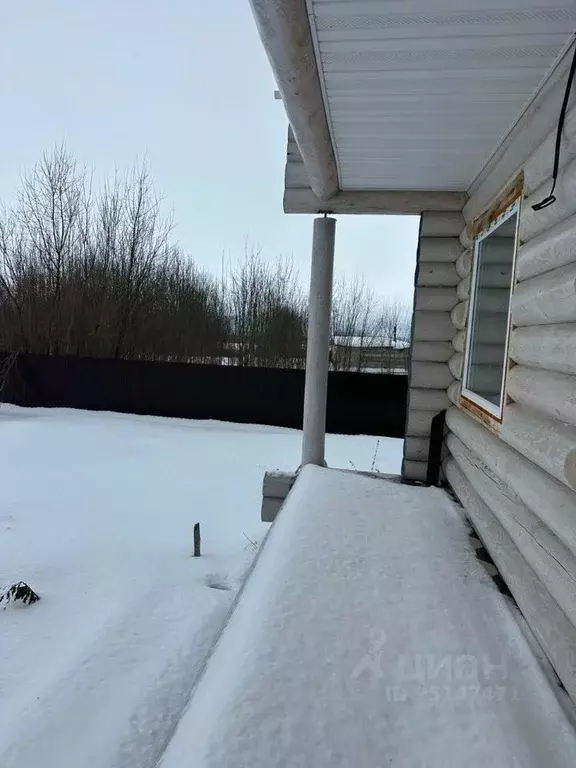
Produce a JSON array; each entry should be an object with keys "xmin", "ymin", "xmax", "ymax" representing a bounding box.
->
[{"xmin": 1, "ymin": 0, "xmax": 419, "ymax": 305}]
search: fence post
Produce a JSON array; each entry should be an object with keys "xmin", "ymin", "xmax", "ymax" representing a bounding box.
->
[{"xmin": 193, "ymin": 523, "xmax": 201, "ymax": 557}]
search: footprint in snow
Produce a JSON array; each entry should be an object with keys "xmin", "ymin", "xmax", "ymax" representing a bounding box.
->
[{"xmin": 204, "ymin": 573, "xmax": 234, "ymax": 592}]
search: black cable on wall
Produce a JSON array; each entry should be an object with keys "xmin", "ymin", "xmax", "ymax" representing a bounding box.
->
[{"xmin": 532, "ymin": 35, "xmax": 576, "ymax": 212}]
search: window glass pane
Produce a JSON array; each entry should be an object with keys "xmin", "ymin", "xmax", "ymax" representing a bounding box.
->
[{"xmin": 465, "ymin": 211, "xmax": 516, "ymax": 411}]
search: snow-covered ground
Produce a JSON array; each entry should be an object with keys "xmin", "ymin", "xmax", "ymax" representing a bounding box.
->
[
  {"xmin": 161, "ymin": 466, "xmax": 576, "ymax": 768},
  {"xmin": 0, "ymin": 405, "xmax": 401, "ymax": 768}
]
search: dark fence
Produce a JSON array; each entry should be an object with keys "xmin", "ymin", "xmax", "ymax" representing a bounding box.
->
[{"xmin": 0, "ymin": 354, "xmax": 408, "ymax": 438}]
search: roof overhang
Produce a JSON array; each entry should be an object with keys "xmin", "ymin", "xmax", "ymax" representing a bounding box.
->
[{"xmin": 249, "ymin": 0, "xmax": 576, "ymax": 214}]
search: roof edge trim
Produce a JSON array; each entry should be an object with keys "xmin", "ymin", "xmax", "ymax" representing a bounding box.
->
[
  {"xmin": 284, "ymin": 188, "xmax": 467, "ymax": 215},
  {"xmin": 249, "ymin": 0, "xmax": 339, "ymax": 200}
]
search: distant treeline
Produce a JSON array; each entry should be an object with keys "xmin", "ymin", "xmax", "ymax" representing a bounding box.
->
[{"xmin": 0, "ymin": 146, "xmax": 411, "ymax": 371}]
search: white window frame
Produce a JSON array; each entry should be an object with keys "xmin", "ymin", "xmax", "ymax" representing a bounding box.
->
[{"xmin": 461, "ymin": 198, "xmax": 520, "ymax": 422}]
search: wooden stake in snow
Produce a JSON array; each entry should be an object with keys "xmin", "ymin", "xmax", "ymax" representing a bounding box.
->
[{"xmin": 194, "ymin": 523, "xmax": 201, "ymax": 557}]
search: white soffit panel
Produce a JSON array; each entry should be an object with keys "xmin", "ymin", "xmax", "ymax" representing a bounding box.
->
[{"xmin": 307, "ymin": 0, "xmax": 576, "ymax": 191}]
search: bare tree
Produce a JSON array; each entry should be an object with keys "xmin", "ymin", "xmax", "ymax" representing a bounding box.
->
[
  {"xmin": 16, "ymin": 146, "xmax": 88, "ymax": 355},
  {"xmin": 0, "ymin": 144, "xmax": 409, "ymax": 374},
  {"xmin": 331, "ymin": 276, "xmax": 385, "ymax": 371},
  {"xmin": 373, "ymin": 298, "xmax": 412, "ymax": 373},
  {"xmin": 225, "ymin": 248, "xmax": 306, "ymax": 367},
  {"xmin": 0, "ymin": 209, "xmax": 27, "ymax": 351},
  {"xmin": 108, "ymin": 164, "xmax": 173, "ymax": 359}
]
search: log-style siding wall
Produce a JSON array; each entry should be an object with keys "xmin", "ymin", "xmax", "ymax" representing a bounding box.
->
[
  {"xmin": 446, "ymin": 101, "xmax": 576, "ymax": 700},
  {"xmin": 402, "ymin": 212, "xmax": 460, "ymax": 481}
]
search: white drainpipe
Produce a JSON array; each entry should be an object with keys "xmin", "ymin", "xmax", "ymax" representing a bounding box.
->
[{"xmin": 301, "ymin": 215, "xmax": 336, "ymax": 467}]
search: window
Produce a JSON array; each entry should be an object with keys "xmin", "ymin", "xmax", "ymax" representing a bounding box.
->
[{"xmin": 462, "ymin": 199, "xmax": 520, "ymax": 421}]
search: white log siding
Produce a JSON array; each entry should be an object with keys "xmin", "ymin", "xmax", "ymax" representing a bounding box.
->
[
  {"xmin": 418, "ymin": 238, "xmax": 464, "ymax": 263},
  {"xmin": 404, "ymin": 436, "xmax": 431, "ymax": 462},
  {"xmin": 406, "ymin": 409, "xmax": 439, "ymax": 438},
  {"xmin": 448, "ymin": 434, "xmax": 576, "ymax": 628},
  {"xmin": 447, "ymin": 381, "xmax": 462, "ymax": 406},
  {"xmin": 410, "ymin": 362, "xmax": 454, "ymax": 390},
  {"xmin": 455, "ymin": 250, "xmax": 472, "ymax": 278},
  {"xmin": 412, "ymin": 311, "xmax": 455, "ymax": 342},
  {"xmin": 499, "ymin": 405, "xmax": 576, "ymax": 491},
  {"xmin": 450, "ymin": 302, "xmax": 469, "ymax": 330},
  {"xmin": 510, "ymin": 324, "xmax": 576, "ymax": 376},
  {"xmin": 420, "ymin": 212, "xmax": 465, "ymax": 237},
  {"xmin": 452, "ymin": 330, "xmax": 466, "ymax": 353},
  {"xmin": 445, "ymin": 87, "xmax": 576, "ymax": 701},
  {"xmin": 457, "ymin": 276, "xmax": 470, "ymax": 301},
  {"xmin": 522, "ymin": 156, "xmax": 576, "ymax": 242},
  {"xmin": 402, "ymin": 460, "xmax": 428, "ymax": 483},
  {"xmin": 414, "ymin": 287, "xmax": 459, "ymax": 312},
  {"xmin": 402, "ymin": 212, "xmax": 462, "ymax": 481},
  {"xmin": 416, "ymin": 262, "xmax": 459, "ymax": 287},
  {"xmin": 516, "ymin": 212, "xmax": 576, "ymax": 281},
  {"xmin": 411, "ymin": 342, "xmax": 454, "ymax": 363},
  {"xmin": 445, "ymin": 100, "xmax": 576, "ymax": 696},
  {"xmin": 445, "ymin": 459, "xmax": 576, "ymax": 703},
  {"xmin": 512, "ymin": 262, "xmax": 576, "ymax": 326},
  {"xmin": 448, "ymin": 353, "xmax": 463, "ymax": 380},
  {"xmin": 408, "ymin": 388, "xmax": 451, "ymax": 412},
  {"xmin": 508, "ymin": 366, "xmax": 576, "ymax": 428},
  {"xmin": 447, "ymin": 407, "xmax": 576, "ymax": 551}
]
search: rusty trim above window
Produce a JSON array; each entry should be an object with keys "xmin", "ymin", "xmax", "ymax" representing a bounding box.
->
[{"xmin": 468, "ymin": 172, "xmax": 524, "ymax": 243}]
